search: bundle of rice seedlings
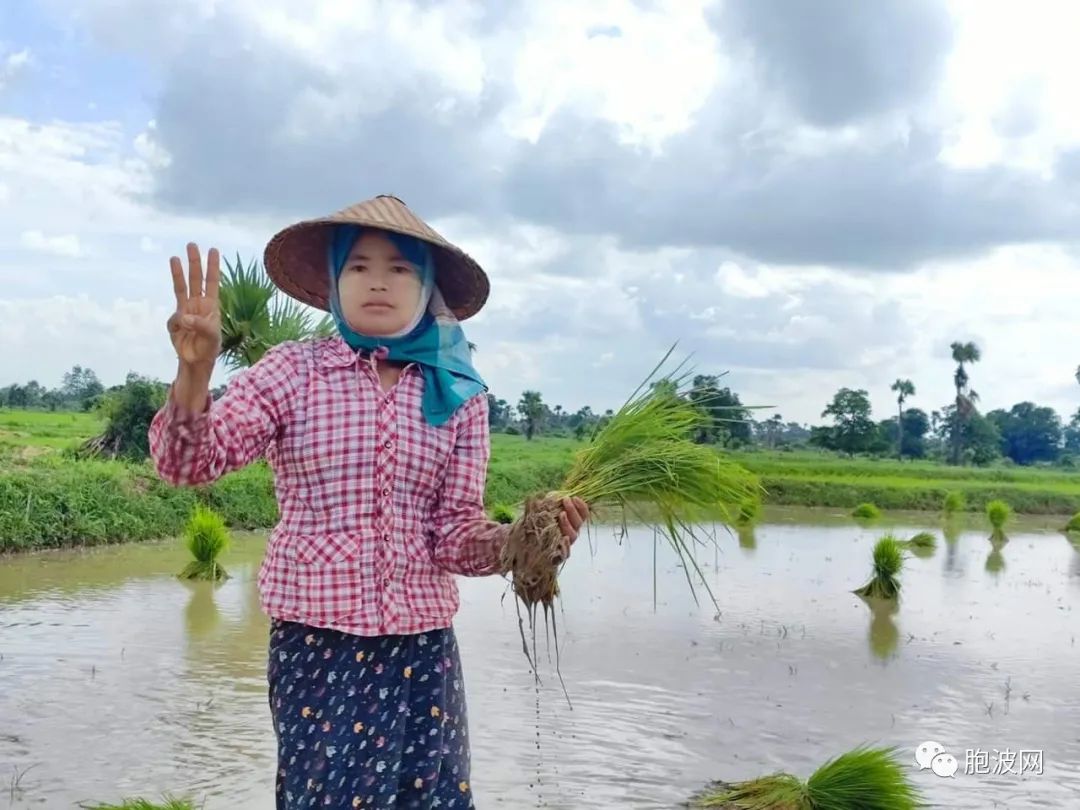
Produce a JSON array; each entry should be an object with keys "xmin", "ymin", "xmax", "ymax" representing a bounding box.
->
[
  {"xmin": 1063, "ymin": 512, "xmax": 1080, "ymax": 533},
  {"xmin": 497, "ymin": 345, "xmax": 759, "ymax": 630},
  {"xmin": 177, "ymin": 504, "xmax": 231, "ymax": 581},
  {"xmin": 490, "ymin": 503, "xmax": 516, "ymax": 525},
  {"xmin": 688, "ymin": 744, "xmax": 924, "ymax": 809},
  {"xmin": 902, "ymin": 531, "xmax": 937, "ymax": 558},
  {"xmin": 851, "ymin": 502, "xmax": 881, "ymax": 520},
  {"xmin": 943, "ymin": 490, "xmax": 965, "ymax": 515},
  {"xmin": 852, "ymin": 535, "xmax": 904, "ymax": 601},
  {"xmin": 735, "ymin": 496, "xmax": 762, "ymax": 527},
  {"xmin": 986, "ymin": 499, "xmax": 1012, "ymax": 541},
  {"xmin": 79, "ymin": 797, "xmax": 196, "ymax": 810}
]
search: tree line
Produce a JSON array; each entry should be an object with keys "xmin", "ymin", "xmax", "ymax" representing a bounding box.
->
[{"xmin": 3, "ymin": 257, "xmax": 1078, "ymax": 468}]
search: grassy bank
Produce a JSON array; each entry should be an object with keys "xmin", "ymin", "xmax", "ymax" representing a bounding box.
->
[
  {"xmin": 2, "ymin": 409, "xmax": 1080, "ymax": 552},
  {"xmin": 731, "ymin": 451, "xmax": 1080, "ymax": 515}
]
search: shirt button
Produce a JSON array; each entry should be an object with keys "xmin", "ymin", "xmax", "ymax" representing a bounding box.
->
[
  {"xmin": 384, "ymin": 440, "xmax": 393, "ymax": 449},
  {"xmin": 382, "ymin": 487, "xmax": 390, "ymax": 496},
  {"xmin": 382, "ymin": 577, "xmax": 390, "ymax": 587}
]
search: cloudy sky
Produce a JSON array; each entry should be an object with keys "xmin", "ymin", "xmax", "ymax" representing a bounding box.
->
[{"xmin": 2, "ymin": 0, "xmax": 1079, "ymax": 425}]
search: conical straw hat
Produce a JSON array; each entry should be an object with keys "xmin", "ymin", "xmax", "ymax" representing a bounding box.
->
[{"xmin": 263, "ymin": 194, "xmax": 490, "ymax": 320}]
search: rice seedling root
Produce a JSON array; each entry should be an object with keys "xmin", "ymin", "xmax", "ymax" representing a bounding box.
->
[{"xmin": 499, "ymin": 493, "xmax": 569, "ymax": 610}]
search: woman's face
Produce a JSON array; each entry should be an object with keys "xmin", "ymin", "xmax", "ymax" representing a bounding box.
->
[{"xmin": 336, "ymin": 230, "xmax": 424, "ymax": 337}]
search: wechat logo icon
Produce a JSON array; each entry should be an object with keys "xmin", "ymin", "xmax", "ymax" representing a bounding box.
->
[{"xmin": 915, "ymin": 741, "xmax": 958, "ymax": 777}]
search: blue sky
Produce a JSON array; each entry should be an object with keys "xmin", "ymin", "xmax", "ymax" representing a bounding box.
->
[{"xmin": 2, "ymin": 0, "xmax": 1079, "ymax": 425}]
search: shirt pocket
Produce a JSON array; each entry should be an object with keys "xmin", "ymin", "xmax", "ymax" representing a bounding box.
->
[
  {"xmin": 403, "ymin": 561, "xmax": 459, "ymax": 620},
  {"xmin": 292, "ymin": 532, "xmax": 372, "ymax": 626}
]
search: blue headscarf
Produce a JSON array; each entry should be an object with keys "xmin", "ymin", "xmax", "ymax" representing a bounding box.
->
[{"xmin": 328, "ymin": 224, "xmax": 487, "ymax": 427}]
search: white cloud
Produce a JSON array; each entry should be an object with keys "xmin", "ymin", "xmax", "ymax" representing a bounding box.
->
[
  {"xmin": 20, "ymin": 230, "xmax": 85, "ymax": 258},
  {"xmin": 939, "ymin": 0, "xmax": 1080, "ymax": 173},
  {"xmin": 0, "ymin": 116, "xmax": 266, "ymax": 300},
  {"xmin": 0, "ymin": 295, "xmax": 182, "ymax": 389},
  {"xmin": 0, "ymin": 47, "xmax": 31, "ymax": 91},
  {"xmin": 503, "ymin": 0, "xmax": 723, "ymax": 147},
  {"xmin": 5, "ymin": 0, "xmax": 1080, "ymax": 433}
]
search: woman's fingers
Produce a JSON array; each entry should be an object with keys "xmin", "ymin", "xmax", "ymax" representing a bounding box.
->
[
  {"xmin": 170, "ymin": 256, "xmax": 188, "ymax": 307},
  {"xmin": 205, "ymin": 247, "xmax": 220, "ymax": 301},
  {"xmin": 187, "ymin": 242, "xmax": 203, "ymax": 300}
]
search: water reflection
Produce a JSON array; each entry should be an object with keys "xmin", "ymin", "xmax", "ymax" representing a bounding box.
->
[
  {"xmin": 943, "ymin": 519, "xmax": 962, "ymax": 574},
  {"xmin": 737, "ymin": 526, "xmax": 756, "ymax": 551},
  {"xmin": 986, "ymin": 536, "xmax": 1008, "ymax": 575},
  {"xmin": 859, "ymin": 594, "xmax": 900, "ymax": 662},
  {"xmin": 182, "ymin": 581, "xmax": 223, "ymax": 640}
]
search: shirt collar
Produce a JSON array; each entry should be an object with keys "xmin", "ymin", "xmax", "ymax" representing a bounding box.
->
[{"xmin": 315, "ymin": 335, "xmax": 418, "ymax": 376}]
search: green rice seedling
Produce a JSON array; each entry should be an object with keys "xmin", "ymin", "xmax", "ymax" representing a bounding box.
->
[
  {"xmin": 735, "ymin": 496, "xmax": 762, "ymax": 527},
  {"xmin": 851, "ymin": 502, "xmax": 882, "ymax": 520},
  {"xmin": 903, "ymin": 531, "xmax": 937, "ymax": 558},
  {"xmin": 79, "ymin": 797, "xmax": 196, "ymax": 810},
  {"xmin": 177, "ymin": 503, "xmax": 230, "ymax": 581},
  {"xmin": 688, "ymin": 744, "xmax": 925, "ymax": 809},
  {"xmin": 497, "ymin": 345, "xmax": 760, "ymax": 680},
  {"xmin": 499, "ymin": 344, "xmax": 759, "ymax": 612},
  {"xmin": 986, "ymin": 499, "xmax": 1012, "ymax": 541},
  {"xmin": 943, "ymin": 490, "xmax": 965, "ymax": 515},
  {"xmin": 853, "ymin": 535, "xmax": 904, "ymax": 601},
  {"xmin": 1064, "ymin": 512, "xmax": 1080, "ymax": 533},
  {"xmin": 490, "ymin": 503, "xmax": 516, "ymax": 524}
]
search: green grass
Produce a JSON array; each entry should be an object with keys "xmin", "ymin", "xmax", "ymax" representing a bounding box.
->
[
  {"xmin": 0, "ymin": 408, "xmax": 104, "ymax": 451},
  {"xmin": 0, "ymin": 457, "xmax": 275, "ymax": 553},
  {"xmin": 3, "ymin": 411, "xmax": 1080, "ymax": 553},
  {"xmin": 1065, "ymin": 512, "xmax": 1080, "ymax": 533},
  {"xmin": 490, "ymin": 503, "xmax": 516, "ymax": 524}
]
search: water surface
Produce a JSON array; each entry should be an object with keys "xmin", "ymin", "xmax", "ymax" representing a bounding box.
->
[{"xmin": 2, "ymin": 508, "xmax": 1078, "ymax": 808}]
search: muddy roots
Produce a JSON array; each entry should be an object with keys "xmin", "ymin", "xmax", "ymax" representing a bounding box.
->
[
  {"xmin": 499, "ymin": 494, "xmax": 567, "ymax": 609},
  {"xmin": 498, "ymin": 494, "xmax": 578, "ymax": 704}
]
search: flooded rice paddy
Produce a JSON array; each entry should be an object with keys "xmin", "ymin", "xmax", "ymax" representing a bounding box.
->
[{"xmin": 1, "ymin": 507, "xmax": 1079, "ymax": 808}]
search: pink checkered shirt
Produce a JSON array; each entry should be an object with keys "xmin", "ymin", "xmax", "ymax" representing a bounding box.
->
[{"xmin": 148, "ymin": 335, "xmax": 509, "ymax": 636}]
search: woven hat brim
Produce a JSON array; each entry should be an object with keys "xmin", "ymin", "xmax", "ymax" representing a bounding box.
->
[{"xmin": 263, "ymin": 210, "xmax": 489, "ymax": 321}]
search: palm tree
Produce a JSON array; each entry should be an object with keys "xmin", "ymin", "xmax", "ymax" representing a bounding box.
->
[
  {"xmin": 949, "ymin": 341, "xmax": 981, "ymax": 465},
  {"xmin": 890, "ymin": 379, "xmax": 915, "ymax": 459},
  {"xmin": 219, "ymin": 254, "xmax": 334, "ymax": 370},
  {"xmin": 518, "ymin": 390, "xmax": 545, "ymax": 440}
]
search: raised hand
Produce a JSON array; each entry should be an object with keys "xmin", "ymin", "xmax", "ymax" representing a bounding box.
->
[{"xmin": 167, "ymin": 243, "xmax": 221, "ymax": 369}]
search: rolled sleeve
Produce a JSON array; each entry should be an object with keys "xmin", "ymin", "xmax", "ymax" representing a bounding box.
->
[
  {"xmin": 148, "ymin": 342, "xmax": 303, "ymax": 487},
  {"xmin": 430, "ymin": 393, "xmax": 509, "ymax": 577}
]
